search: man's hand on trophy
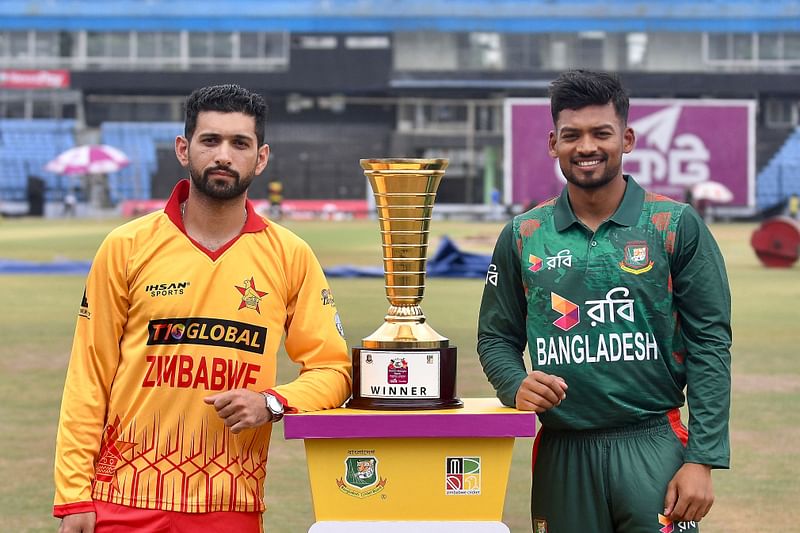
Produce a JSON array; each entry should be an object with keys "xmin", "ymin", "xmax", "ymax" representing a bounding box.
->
[
  {"xmin": 204, "ymin": 389, "xmax": 271, "ymax": 433},
  {"xmin": 514, "ymin": 371, "xmax": 568, "ymax": 413}
]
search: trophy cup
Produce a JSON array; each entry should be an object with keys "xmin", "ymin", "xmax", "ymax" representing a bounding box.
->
[{"xmin": 347, "ymin": 158, "xmax": 463, "ymax": 410}]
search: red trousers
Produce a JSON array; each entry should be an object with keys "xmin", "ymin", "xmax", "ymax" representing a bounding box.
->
[{"xmin": 94, "ymin": 501, "xmax": 263, "ymax": 533}]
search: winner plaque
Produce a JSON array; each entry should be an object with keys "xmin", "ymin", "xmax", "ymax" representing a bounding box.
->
[{"xmin": 347, "ymin": 158, "xmax": 463, "ymax": 410}]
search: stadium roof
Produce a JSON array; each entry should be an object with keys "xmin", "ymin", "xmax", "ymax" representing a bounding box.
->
[{"xmin": 2, "ymin": 0, "xmax": 800, "ymax": 33}]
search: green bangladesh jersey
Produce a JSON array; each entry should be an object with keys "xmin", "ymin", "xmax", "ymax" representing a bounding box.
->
[{"xmin": 478, "ymin": 177, "xmax": 731, "ymax": 468}]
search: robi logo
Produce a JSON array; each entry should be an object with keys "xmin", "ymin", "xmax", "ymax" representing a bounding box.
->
[
  {"xmin": 658, "ymin": 514, "xmax": 698, "ymax": 533},
  {"xmin": 551, "ymin": 293, "xmax": 579, "ymax": 331}
]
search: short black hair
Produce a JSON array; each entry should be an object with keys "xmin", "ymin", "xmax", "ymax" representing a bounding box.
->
[
  {"xmin": 549, "ymin": 70, "xmax": 629, "ymax": 126},
  {"xmin": 184, "ymin": 84, "xmax": 267, "ymax": 146}
]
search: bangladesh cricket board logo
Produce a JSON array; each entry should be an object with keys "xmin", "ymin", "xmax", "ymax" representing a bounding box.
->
[
  {"xmin": 336, "ymin": 456, "xmax": 387, "ymax": 498},
  {"xmin": 620, "ymin": 241, "xmax": 654, "ymax": 274}
]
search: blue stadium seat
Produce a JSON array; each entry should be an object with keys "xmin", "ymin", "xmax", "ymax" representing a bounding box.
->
[
  {"xmin": 102, "ymin": 121, "xmax": 182, "ymax": 202},
  {"xmin": 757, "ymin": 127, "xmax": 800, "ymax": 210},
  {"xmin": 0, "ymin": 119, "xmax": 76, "ymax": 202}
]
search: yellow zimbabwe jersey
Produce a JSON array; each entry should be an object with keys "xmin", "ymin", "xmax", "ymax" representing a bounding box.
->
[{"xmin": 54, "ymin": 180, "xmax": 352, "ymax": 517}]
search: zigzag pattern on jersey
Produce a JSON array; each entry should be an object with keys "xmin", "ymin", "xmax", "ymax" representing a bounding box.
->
[{"xmin": 92, "ymin": 412, "xmax": 269, "ymax": 513}]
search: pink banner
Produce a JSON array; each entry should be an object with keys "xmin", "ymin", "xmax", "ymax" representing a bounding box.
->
[
  {"xmin": 505, "ymin": 98, "xmax": 755, "ymax": 208},
  {"xmin": 0, "ymin": 69, "xmax": 70, "ymax": 89}
]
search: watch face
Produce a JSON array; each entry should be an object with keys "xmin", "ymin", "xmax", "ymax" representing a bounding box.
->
[{"xmin": 267, "ymin": 394, "xmax": 284, "ymax": 415}]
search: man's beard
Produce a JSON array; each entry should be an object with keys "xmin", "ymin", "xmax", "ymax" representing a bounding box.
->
[
  {"xmin": 560, "ymin": 156, "xmax": 619, "ymax": 190},
  {"xmin": 189, "ymin": 164, "xmax": 255, "ymax": 200}
]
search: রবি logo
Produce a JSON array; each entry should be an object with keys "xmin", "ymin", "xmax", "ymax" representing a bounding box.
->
[
  {"xmin": 551, "ymin": 293, "xmax": 580, "ymax": 331},
  {"xmin": 485, "ymin": 264, "xmax": 498, "ymax": 286},
  {"xmin": 336, "ymin": 455, "xmax": 387, "ymax": 498},
  {"xmin": 529, "ymin": 250, "xmax": 573, "ymax": 272},
  {"xmin": 658, "ymin": 514, "xmax": 698, "ymax": 533},
  {"xmin": 446, "ymin": 457, "xmax": 481, "ymax": 495}
]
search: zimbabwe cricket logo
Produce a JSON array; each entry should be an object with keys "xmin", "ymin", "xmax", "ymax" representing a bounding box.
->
[
  {"xmin": 235, "ymin": 276, "xmax": 268, "ymax": 313},
  {"xmin": 336, "ymin": 455, "xmax": 387, "ymax": 498},
  {"xmin": 94, "ymin": 416, "xmax": 135, "ymax": 494},
  {"xmin": 619, "ymin": 241, "xmax": 654, "ymax": 274}
]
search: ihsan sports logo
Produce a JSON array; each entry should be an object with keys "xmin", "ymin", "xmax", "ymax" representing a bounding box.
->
[{"xmin": 145, "ymin": 281, "xmax": 190, "ymax": 297}]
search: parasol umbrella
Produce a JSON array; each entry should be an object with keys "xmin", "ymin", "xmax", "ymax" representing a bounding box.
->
[
  {"xmin": 45, "ymin": 144, "xmax": 130, "ymax": 175},
  {"xmin": 691, "ymin": 181, "xmax": 734, "ymax": 204}
]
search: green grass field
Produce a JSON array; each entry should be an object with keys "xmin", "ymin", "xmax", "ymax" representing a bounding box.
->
[{"xmin": 0, "ymin": 217, "xmax": 798, "ymax": 532}]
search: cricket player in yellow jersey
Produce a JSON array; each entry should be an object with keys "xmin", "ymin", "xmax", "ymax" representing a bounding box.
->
[{"xmin": 54, "ymin": 84, "xmax": 352, "ymax": 533}]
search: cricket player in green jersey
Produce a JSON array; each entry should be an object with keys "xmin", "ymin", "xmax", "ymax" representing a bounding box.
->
[{"xmin": 478, "ymin": 70, "xmax": 731, "ymax": 533}]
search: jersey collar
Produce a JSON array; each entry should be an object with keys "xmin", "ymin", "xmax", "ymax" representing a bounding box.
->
[
  {"xmin": 165, "ymin": 179, "xmax": 268, "ymax": 234},
  {"xmin": 553, "ymin": 175, "xmax": 644, "ymax": 232}
]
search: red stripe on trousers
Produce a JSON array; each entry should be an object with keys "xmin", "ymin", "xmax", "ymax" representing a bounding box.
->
[
  {"xmin": 531, "ymin": 430, "xmax": 544, "ymax": 476},
  {"xmin": 667, "ymin": 408, "xmax": 689, "ymax": 446}
]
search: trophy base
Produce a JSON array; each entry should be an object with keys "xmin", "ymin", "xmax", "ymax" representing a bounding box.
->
[{"xmin": 347, "ymin": 346, "xmax": 463, "ymax": 411}]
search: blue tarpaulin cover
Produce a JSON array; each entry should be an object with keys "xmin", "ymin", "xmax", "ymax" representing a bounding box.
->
[
  {"xmin": 0, "ymin": 236, "xmax": 491, "ymax": 278},
  {"xmin": 324, "ymin": 235, "xmax": 491, "ymax": 279},
  {"xmin": 0, "ymin": 258, "xmax": 92, "ymax": 275}
]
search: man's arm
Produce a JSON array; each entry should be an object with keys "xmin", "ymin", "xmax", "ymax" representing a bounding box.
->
[
  {"xmin": 665, "ymin": 206, "xmax": 732, "ymax": 521},
  {"xmin": 671, "ymin": 206, "xmax": 732, "ymax": 468},
  {"xmin": 477, "ymin": 223, "xmax": 534, "ymax": 407},
  {"xmin": 54, "ymin": 234, "xmax": 130, "ymax": 518},
  {"xmin": 271, "ymin": 241, "xmax": 352, "ymax": 412}
]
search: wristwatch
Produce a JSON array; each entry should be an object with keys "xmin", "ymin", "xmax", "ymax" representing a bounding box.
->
[{"xmin": 262, "ymin": 392, "xmax": 285, "ymax": 422}]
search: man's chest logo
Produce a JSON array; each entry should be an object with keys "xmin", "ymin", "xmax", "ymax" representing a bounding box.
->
[
  {"xmin": 620, "ymin": 241, "xmax": 654, "ymax": 274},
  {"xmin": 529, "ymin": 249, "xmax": 573, "ymax": 272},
  {"xmin": 235, "ymin": 276, "xmax": 268, "ymax": 313}
]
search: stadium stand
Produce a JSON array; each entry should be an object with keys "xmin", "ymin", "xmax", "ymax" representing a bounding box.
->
[
  {"xmin": 756, "ymin": 126, "xmax": 800, "ymax": 212},
  {"xmin": 0, "ymin": 119, "xmax": 76, "ymax": 204},
  {"xmin": 101, "ymin": 122, "xmax": 183, "ymax": 203},
  {"xmin": 2, "ymin": 0, "xmax": 799, "ymax": 216}
]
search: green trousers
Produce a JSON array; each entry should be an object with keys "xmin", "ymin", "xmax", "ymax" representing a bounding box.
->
[{"xmin": 531, "ymin": 409, "xmax": 699, "ymax": 533}]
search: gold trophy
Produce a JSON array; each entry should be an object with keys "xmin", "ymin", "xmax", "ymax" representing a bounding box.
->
[{"xmin": 347, "ymin": 158, "xmax": 463, "ymax": 410}]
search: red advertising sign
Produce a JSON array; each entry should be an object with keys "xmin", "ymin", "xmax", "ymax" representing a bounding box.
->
[{"xmin": 0, "ymin": 69, "xmax": 70, "ymax": 89}]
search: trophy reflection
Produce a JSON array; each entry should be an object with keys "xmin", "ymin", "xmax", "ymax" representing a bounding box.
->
[{"xmin": 347, "ymin": 158, "xmax": 463, "ymax": 410}]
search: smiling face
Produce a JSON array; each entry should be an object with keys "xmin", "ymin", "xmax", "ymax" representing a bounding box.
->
[
  {"xmin": 548, "ymin": 102, "xmax": 635, "ymax": 191},
  {"xmin": 175, "ymin": 110, "xmax": 269, "ymax": 200}
]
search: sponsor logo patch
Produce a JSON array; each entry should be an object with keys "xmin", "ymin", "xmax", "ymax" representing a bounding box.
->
[
  {"xmin": 486, "ymin": 264, "xmax": 498, "ymax": 286},
  {"xmin": 551, "ymin": 293, "xmax": 580, "ymax": 331},
  {"xmin": 336, "ymin": 451, "xmax": 387, "ymax": 498},
  {"xmin": 146, "ymin": 317, "xmax": 266, "ymax": 354},
  {"xmin": 334, "ymin": 312, "xmax": 345, "ymax": 338},
  {"xmin": 529, "ymin": 249, "xmax": 573, "ymax": 271},
  {"xmin": 321, "ymin": 288, "xmax": 336, "ymax": 306},
  {"xmin": 78, "ymin": 288, "xmax": 91, "ymax": 319},
  {"xmin": 235, "ymin": 276, "xmax": 268, "ymax": 313},
  {"xmin": 387, "ymin": 358, "xmax": 409, "ymax": 384},
  {"xmin": 658, "ymin": 513, "xmax": 698, "ymax": 532},
  {"xmin": 446, "ymin": 456, "xmax": 481, "ymax": 495},
  {"xmin": 528, "ymin": 254, "xmax": 543, "ymax": 272},
  {"xmin": 144, "ymin": 281, "xmax": 190, "ymax": 297},
  {"xmin": 620, "ymin": 241, "xmax": 654, "ymax": 274}
]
